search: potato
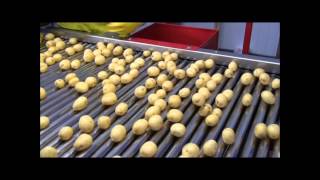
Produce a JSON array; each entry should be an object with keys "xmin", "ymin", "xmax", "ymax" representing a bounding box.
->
[
  {"xmin": 71, "ymin": 59, "xmax": 81, "ymax": 69},
  {"xmin": 84, "ymin": 48, "xmax": 93, "ymax": 54},
  {"xmin": 224, "ymin": 68, "xmax": 234, "ymax": 78},
  {"xmin": 259, "ymin": 73, "xmax": 271, "ymax": 85},
  {"xmin": 65, "ymin": 73, "xmax": 77, "ymax": 82},
  {"xmin": 85, "ymin": 76, "xmax": 97, "ymax": 88},
  {"xmin": 242, "ymin": 93, "xmax": 253, "ymax": 106},
  {"xmin": 134, "ymin": 86, "xmax": 147, "ymax": 98},
  {"xmin": 156, "ymin": 89, "xmax": 166, "ymax": 99},
  {"xmin": 72, "ymin": 96, "xmax": 88, "ymax": 111},
  {"xmin": 240, "ymin": 72, "xmax": 254, "ymax": 85},
  {"xmin": 167, "ymin": 66, "xmax": 177, "ymax": 75},
  {"xmin": 199, "ymin": 103, "xmax": 212, "ymax": 117},
  {"xmin": 130, "ymin": 62, "xmax": 140, "ymax": 69},
  {"xmin": 95, "ymin": 55, "xmax": 106, "ymax": 66},
  {"xmin": 46, "ymin": 40, "xmax": 55, "ymax": 48},
  {"xmin": 113, "ymin": 65, "xmax": 124, "ymax": 76},
  {"xmin": 75, "ymin": 82, "xmax": 89, "ymax": 94},
  {"xmin": 69, "ymin": 37, "xmax": 77, "ymax": 45},
  {"xmin": 45, "ymin": 33, "xmax": 55, "ymax": 40},
  {"xmin": 182, "ymin": 143, "xmax": 200, "ymax": 157},
  {"xmin": 40, "ymin": 62, "xmax": 48, "ymax": 73},
  {"xmin": 167, "ymin": 109, "xmax": 183, "ymax": 123},
  {"xmin": 148, "ymin": 115, "xmax": 163, "ymax": 131},
  {"xmin": 195, "ymin": 60, "xmax": 205, "ymax": 69},
  {"xmin": 199, "ymin": 73, "xmax": 211, "ymax": 82},
  {"xmin": 101, "ymin": 92, "xmax": 118, "ymax": 106},
  {"xmin": 140, "ymin": 141, "xmax": 158, "ymax": 157},
  {"xmin": 109, "ymin": 74, "xmax": 121, "ymax": 86},
  {"xmin": 158, "ymin": 61, "xmax": 166, "ymax": 70},
  {"xmin": 272, "ymin": 78, "xmax": 280, "ymax": 89},
  {"xmin": 170, "ymin": 123, "xmax": 186, "ymax": 137},
  {"xmin": 48, "ymin": 46, "xmax": 57, "ymax": 53},
  {"xmin": 198, "ymin": 87, "xmax": 211, "ymax": 99},
  {"xmin": 103, "ymin": 83, "xmax": 116, "ymax": 94},
  {"xmin": 108, "ymin": 63, "xmax": 117, "ymax": 72},
  {"xmin": 178, "ymin": 88, "xmax": 191, "ymax": 98},
  {"xmin": 110, "ymin": 124, "xmax": 127, "ymax": 142},
  {"xmin": 97, "ymin": 48, "xmax": 109, "ymax": 58},
  {"xmin": 190, "ymin": 64, "xmax": 199, "ymax": 72},
  {"xmin": 117, "ymin": 59, "xmax": 126, "ymax": 66},
  {"xmin": 267, "ymin": 124, "xmax": 280, "ymax": 140},
  {"xmin": 68, "ymin": 77, "xmax": 80, "ymax": 87},
  {"xmin": 45, "ymin": 57, "xmax": 55, "ymax": 66},
  {"xmin": 59, "ymin": 59, "xmax": 71, "ymax": 70},
  {"xmin": 40, "ymin": 146, "xmax": 57, "ymax": 158},
  {"xmin": 58, "ymin": 126, "xmax": 73, "ymax": 141},
  {"xmin": 132, "ymin": 119, "xmax": 148, "ymax": 135},
  {"xmin": 65, "ymin": 47, "xmax": 76, "ymax": 56},
  {"xmin": 97, "ymin": 71, "xmax": 108, "ymax": 80},
  {"xmin": 98, "ymin": 116, "xmax": 111, "ymax": 130},
  {"xmin": 145, "ymin": 78, "xmax": 157, "ymax": 89},
  {"xmin": 215, "ymin": 94, "xmax": 228, "ymax": 108},
  {"xmin": 170, "ymin": 53, "xmax": 178, "ymax": 61},
  {"xmin": 148, "ymin": 93, "xmax": 159, "ymax": 105},
  {"xmin": 168, "ymin": 95, "xmax": 181, "ymax": 108},
  {"xmin": 174, "ymin": 69, "xmax": 186, "ymax": 79},
  {"xmin": 120, "ymin": 73, "xmax": 133, "ymax": 84},
  {"xmin": 134, "ymin": 58, "xmax": 145, "ymax": 67},
  {"xmin": 123, "ymin": 48, "xmax": 134, "ymax": 57},
  {"xmin": 253, "ymin": 68, "xmax": 265, "ymax": 78},
  {"xmin": 54, "ymin": 79, "xmax": 65, "ymax": 89},
  {"xmin": 40, "ymin": 53, "xmax": 45, "ymax": 62},
  {"xmin": 96, "ymin": 42, "xmax": 105, "ymax": 49},
  {"xmin": 145, "ymin": 106, "xmax": 161, "ymax": 120},
  {"xmin": 55, "ymin": 41, "xmax": 66, "ymax": 50},
  {"xmin": 222, "ymin": 89, "xmax": 233, "ymax": 101},
  {"xmin": 53, "ymin": 37, "xmax": 62, "ymax": 42},
  {"xmin": 40, "ymin": 116, "xmax": 50, "ymax": 130},
  {"xmin": 211, "ymin": 73, "xmax": 223, "ymax": 84},
  {"xmin": 129, "ymin": 69, "xmax": 139, "ymax": 78},
  {"xmin": 206, "ymin": 80, "xmax": 217, "ymax": 91},
  {"xmin": 93, "ymin": 49, "xmax": 102, "ymax": 56},
  {"xmin": 212, "ymin": 108, "xmax": 222, "ymax": 117},
  {"xmin": 44, "ymin": 51, "xmax": 52, "ymax": 58},
  {"xmin": 162, "ymin": 80, "xmax": 173, "ymax": 92},
  {"xmin": 143, "ymin": 50, "xmax": 151, "ymax": 57},
  {"xmin": 154, "ymin": 99, "xmax": 167, "ymax": 111},
  {"xmin": 222, "ymin": 128, "xmax": 235, "ymax": 145},
  {"xmin": 83, "ymin": 51, "xmax": 95, "ymax": 63},
  {"xmin": 166, "ymin": 60, "xmax": 176, "ymax": 69},
  {"xmin": 112, "ymin": 46, "xmax": 124, "ymax": 56},
  {"xmin": 254, "ymin": 123, "xmax": 267, "ymax": 139},
  {"xmin": 79, "ymin": 115, "xmax": 95, "ymax": 133},
  {"xmin": 125, "ymin": 54, "xmax": 134, "ymax": 63},
  {"xmin": 228, "ymin": 61, "xmax": 238, "ymax": 72},
  {"xmin": 147, "ymin": 66, "xmax": 160, "ymax": 77},
  {"xmin": 73, "ymin": 133, "xmax": 93, "ymax": 151},
  {"xmin": 156, "ymin": 74, "xmax": 168, "ymax": 86},
  {"xmin": 40, "ymin": 87, "xmax": 46, "ymax": 100},
  {"xmin": 53, "ymin": 53, "xmax": 63, "ymax": 62},
  {"xmin": 161, "ymin": 51, "xmax": 170, "ymax": 59},
  {"xmin": 192, "ymin": 93, "xmax": 205, "ymax": 107},
  {"xmin": 151, "ymin": 51, "xmax": 162, "ymax": 61},
  {"xmin": 205, "ymin": 59, "xmax": 215, "ymax": 69},
  {"xmin": 73, "ymin": 43, "xmax": 84, "ymax": 52},
  {"xmin": 261, "ymin": 90, "xmax": 276, "ymax": 105},
  {"xmin": 102, "ymin": 79, "xmax": 113, "ymax": 86},
  {"xmin": 106, "ymin": 43, "xmax": 115, "ymax": 50},
  {"xmin": 115, "ymin": 102, "xmax": 128, "ymax": 116},
  {"xmin": 205, "ymin": 114, "xmax": 220, "ymax": 127},
  {"xmin": 202, "ymin": 139, "xmax": 218, "ymax": 157}
]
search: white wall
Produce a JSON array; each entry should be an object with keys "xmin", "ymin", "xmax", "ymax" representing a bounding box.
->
[{"xmin": 218, "ymin": 23, "xmax": 246, "ymax": 53}]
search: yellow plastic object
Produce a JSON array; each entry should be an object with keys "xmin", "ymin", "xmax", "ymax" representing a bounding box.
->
[{"xmin": 57, "ymin": 22, "xmax": 143, "ymax": 38}]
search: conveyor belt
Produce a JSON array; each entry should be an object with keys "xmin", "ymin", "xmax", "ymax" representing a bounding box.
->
[{"xmin": 40, "ymin": 31, "xmax": 280, "ymax": 158}]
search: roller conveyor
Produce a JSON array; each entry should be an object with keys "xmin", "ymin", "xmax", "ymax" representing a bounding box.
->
[{"xmin": 40, "ymin": 28, "xmax": 280, "ymax": 158}]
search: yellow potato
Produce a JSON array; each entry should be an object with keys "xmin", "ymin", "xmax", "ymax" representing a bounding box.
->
[
  {"xmin": 109, "ymin": 74, "xmax": 121, "ymax": 85},
  {"xmin": 97, "ymin": 71, "xmax": 109, "ymax": 80},
  {"xmin": 151, "ymin": 51, "xmax": 162, "ymax": 61},
  {"xmin": 40, "ymin": 116, "xmax": 50, "ymax": 130},
  {"xmin": 240, "ymin": 72, "xmax": 254, "ymax": 85},
  {"xmin": 242, "ymin": 93, "xmax": 253, "ymax": 106},
  {"xmin": 174, "ymin": 69, "xmax": 186, "ymax": 79},
  {"xmin": 73, "ymin": 133, "xmax": 93, "ymax": 151},
  {"xmin": 204, "ymin": 59, "xmax": 215, "ymax": 69},
  {"xmin": 139, "ymin": 141, "xmax": 158, "ymax": 157},
  {"xmin": 45, "ymin": 33, "xmax": 55, "ymax": 40},
  {"xmin": 272, "ymin": 78, "xmax": 280, "ymax": 89},
  {"xmin": 205, "ymin": 114, "xmax": 220, "ymax": 127},
  {"xmin": 148, "ymin": 115, "xmax": 163, "ymax": 131},
  {"xmin": 100, "ymin": 48, "xmax": 111, "ymax": 58},
  {"xmin": 101, "ymin": 92, "xmax": 118, "ymax": 106},
  {"xmin": 48, "ymin": 46, "xmax": 57, "ymax": 53},
  {"xmin": 102, "ymin": 79, "xmax": 113, "ymax": 86},
  {"xmin": 85, "ymin": 76, "xmax": 97, "ymax": 88},
  {"xmin": 53, "ymin": 37, "xmax": 62, "ymax": 42},
  {"xmin": 83, "ymin": 51, "xmax": 95, "ymax": 63},
  {"xmin": 117, "ymin": 59, "xmax": 126, "ymax": 66},
  {"xmin": 143, "ymin": 50, "xmax": 151, "ymax": 57},
  {"xmin": 45, "ymin": 57, "xmax": 55, "ymax": 66},
  {"xmin": 145, "ymin": 78, "xmax": 157, "ymax": 89},
  {"xmin": 40, "ymin": 87, "xmax": 46, "ymax": 100},
  {"xmin": 103, "ymin": 83, "xmax": 116, "ymax": 94},
  {"xmin": 192, "ymin": 93, "xmax": 205, "ymax": 107},
  {"xmin": 40, "ymin": 146, "xmax": 57, "ymax": 158},
  {"xmin": 69, "ymin": 37, "xmax": 77, "ymax": 45},
  {"xmin": 156, "ymin": 89, "xmax": 166, "ymax": 99},
  {"xmin": 222, "ymin": 89, "xmax": 233, "ymax": 101},
  {"xmin": 40, "ymin": 53, "xmax": 45, "ymax": 62},
  {"xmin": 182, "ymin": 143, "xmax": 200, "ymax": 157},
  {"xmin": 98, "ymin": 116, "xmax": 111, "ymax": 130},
  {"xmin": 198, "ymin": 87, "xmax": 211, "ymax": 99},
  {"xmin": 115, "ymin": 102, "xmax": 128, "ymax": 116},
  {"xmin": 195, "ymin": 60, "xmax": 205, "ymax": 69},
  {"xmin": 199, "ymin": 73, "xmax": 211, "ymax": 82},
  {"xmin": 167, "ymin": 66, "xmax": 177, "ymax": 75},
  {"xmin": 59, "ymin": 59, "xmax": 71, "ymax": 70},
  {"xmin": 199, "ymin": 103, "xmax": 212, "ymax": 117},
  {"xmin": 228, "ymin": 60, "xmax": 238, "ymax": 72},
  {"xmin": 190, "ymin": 64, "xmax": 199, "ymax": 72},
  {"xmin": 73, "ymin": 43, "xmax": 84, "ymax": 52},
  {"xmin": 125, "ymin": 54, "xmax": 134, "ymax": 63},
  {"xmin": 222, "ymin": 128, "xmax": 235, "ymax": 145},
  {"xmin": 162, "ymin": 51, "xmax": 170, "ymax": 59},
  {"xmin": 148, "ymin": 93, "xmax": 159, "ymax": 105},
  {"xmin": 167, "ymin": 109, "xmax": 183, "ymax": 123},
  {"xmin": 132, "ymin": 119, "xmax": 149, "ymax": 135},
  {"xmin": 112, "ymin": 46, "xmax": 124, "ymax": 56},
  {"xmin": 170, "ymin": 53, "xmax": 178, "ymax": 61},
  {"xmin": 106, "ymin": 43, "xmax": 115, "ymax": 50},
  {"xmin": 72, "ymin": 96, "xmax": 88, "ymax": 111},
  {"xmin": 110, "ymin": 124, "xmax": 127, "ymax": 142},
  {"xmin": 156, "ymin": 74, "xmax": 168, "ymax": 86},
  {"xmin": 44, "ymin": 51, "xmax": 52, "ymax": 58},
  {"xmin": 55, "ymin": 41, "xmax": 66, "ymax": 50},
  {"xmin": 178, "ymin": 88, "xmax": 191, "ymax": 98},
  {"xmin": 65, "ymin": 73, "xmax": 77, "ymax": 82},
  {"xmin": 254, "ymin": 123, "xmax": 267, "ymax": 139},
  {"xmin": 54, "ymin": 79, "xmax": 65, "ymax": 89},
  {"xmin": 148, "ymin": 66, "xmax": 160, "ymax": 77},
  {"xmin": 93, "ymin": 49, "xmax": 102, "ymax": 56},
  {"xmin": 129, "ymin": 69, "xmax": 139, "ymax": 78},
  {"xmin": 202, "ymin": 139, "xmax": 218, "ymax": 157},
  {"xmin": 134, "ymin": 86, "xmax": 147, "ymax": 98},
  {"xmin": 168, "ymin": 95, "xmax": 181, "ymax": 108},
  {"xmin": 162, "ymin": 80, "xmax": 173, "ymax": 92},
  {"xmin": 267, "ymin": 124, "xmax": 280, "ymax": 140},
  {"xmin": 145, "ymin": 106, "xmax": 161, "ymax": 120},
  {"xmin": 158, "ymin": 61, "xmax": 166, "ymax": 70},
  {"xmin": 212, "ymin": 108, "xmax": 223, "ymax": 117},
  {"xmin": 68, "ymin": 77, "xmax": 80, "ymax": 87},
  {"xmin": 53, "ymin": 53, "xmax": 62, "ymax": 62},
  {"xmin": 211, "ymin": 73, "xmax": 223, "ymax": 84},
  {"xmin": 170, "ymin": 123, "xmax": 186, "ymax": 137},
  {"xmin": 224, "ymin": 68, "xmax": 234, "ymax": 78},
  {"xmin": 40, "ymin": 62, "xmax": 48, "ymax": 73},
  {"xmin": 206, "ymin": 80, "xmax": 217, "ymax": 91},
  {"xmin": 58, "ymin": 126, "xmax": 73, "ymax": 141},
  {"xmin": 95, "ymin": 55, "xmax": 106, "ymax": 66},
  {"xmin": 154, "ymin": 99, "xmax": 167, "ymax": 111},
  {"xmin": 130, "ymin": 62, "xmax": 140, "ymax": 69},
  {"xmin": 46, "ymin": 40, "xmax": 55, "ymax": 48},
  {"xmin": 75, "ymin": 82, "xmax": 89, "ymax": 94},
  {"xmin": 114, "ymin": 65, "xmax": 125, "ymax": 75},
  {"xmin": 123, "ymin": 48, "xmax": 134, "ymax": 57},
  {"xmin": 259, "ymin": 73, "xmax": 271, "ymax": 85},
  {"xmin": 253, "ymin": 68, "xmax": 265, "ymax": 78},
  {"xmin": 65, "ymin": 47, "xmax": 76, "ymax": 56},
  {"xmin": 134, "ymin": 58, "xmax": 145, "ymax": 67},
  {"xmin": 96, "ymin": 42, "xmax": 105, "ymax": 49},
  {"xmin": 215, "ymin": 94, "xmax": 228, "ymax": 108},
  {"xmin": 261, "ymin": 90, "xmax": 276, "ymax": 105},
  {"xmin": 71, "ymin": 59, "xmax": 81, "ymax": 69},
  {"xmin": 120, "ymin": 73, "xmax": 133, "ymax": 84},
  {"xmin": 79, "ymin": 115, "xmax": 95, "ymax": 133}
]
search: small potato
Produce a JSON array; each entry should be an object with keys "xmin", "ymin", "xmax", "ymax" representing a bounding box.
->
[
  {"xmin": 115, "ymin": 102, "xmax": 128, "ymax": 116},
  {"xmin": 45, "ymin": 57, "xmax": 55, "ymax": 66},
  {"xmin": 253, "ymin": 68, "xmax": 265, "ymax": 78},
  {"xmin": 156, "ymin": 74, "xmax": 168, "ymax": 86},
  {"xmin": 103, "ymin": 83, "xmax": 116, "ymax": 94},
  {"xmin": 72, "ymin": 96, "xmax": 88, "ymax": 111},
  {"xmin": 156, "ymin": 89, "xmax": 166, "ymax": 99},
  {"xmin": 212, "ymin": 108, "xmax": 223, "ymax": 117},
  {"xmin": 182, "ymin": 143, "xmax": 200, "ymax": 157},
  {"xmin": 211, "ymin": 73, "xmax": 223, "ymax": 84},
  {"xmin": 73, "ymin": 43, "xmax": 84, "ymax": 52},
  {"xmin": 120, "ymin": 73, "xmax": 133, "ymax": 84},
  {"xmin": 93, "ymin": 49, "xmax": 102, "ymax": 56},
  {"xmin": 102, "ymin": 79, "xmax": 113, "ymax": 86},
  {"xmin": 166, "ymin": 61, "xmax": 176, "ymax": 69},
  {"xmin": 167, "ymin": 109, "xmax": 183, "ymax": 123},
  {"xmin": 84, "ymin": 48, "xmax": 93, "ymax": 54},
  {"xmin": 114, "ymin": 65, "xmax": 125, "ymax": 75},
  {"xmin": 68, "ymin": 77, "xmax": 80, "ymax": 87},
  {"xmin": 254, "ymin": 123, "xmax": 268, "ymax": 139},
  {"xmin": 167, "ymin": 66, "xmax": 177, "ymax": 75},
  {"xmin": 206, "ymin": 80, "xmax": 217, "ymax": 91},
  {"xmin": 109, "ymin": 74, "xmax": 121, "ymax": 86},
  {"xmin": 192, "ymin": 93, "xmax": 206, "ymax": 107},
  {"xmin": 55, "ymin": 41, "xmax": 66, "ymax": 50},
  {"xmin": 261, "ymin": 90, "xmax": 276, "ymax": 105},
  {"xmin": 158, "ymin": 61, "xmax": 166, "ymax": 70},
  {"xmin": 112, "ymin": 46, "xmax": 124, "ymax": 56},
  {"xmin": 190, "ymin": 64, "xmax": 199, "ymax": 72},
  {"xmin": 202, "ymin": 140, "xmax": 218, "ymax": 157},
  {"xmin": 75, "ymin": 82, "xmax": 89, "ymax": 94},
  {"xmin": 195, "ymin": 60, "xmax": 205, "ymax": 69},
  {"xmin": 215, "ymin": 94, "xmax": 228, "ymax": 108},
  {"xmin": 267, "ymin": 124, "xmax": 280, "ymax": 140},
  {"xmin": 48, "ymin": 46, "xmax": 57, "ymax": 53},
  {"xmin": 204, "ymin": 59, "xmax": 215, "ymax": 69},
  {"xmin": 44, "ymin": 51, "xmax": 53, "ymax": 59},
  {"xmin": 53, "ymin": 53, "xmax": 63, "ymax": 62},
  {"xmin": 240, "ymin": 72, "xmax": 254, "ymax": 85},
  {"xmin": 110, "ymin": 124, "xmax": 127, "ymax": 142},
  {"xmin": 145, "ymin": 78, "xmax": 157, "ymax": 89},
  {"xmin": 168, "ymin": 95, "xmax": 181, "ymax": 108},
  {"xmin": 259, "ymin": 73, "xmax": 271, "ymax": 85},
  {"xmin": 65, "ymin": 47, "xmax": 76, "ymax": 56},
  {"xmin": 174, "ymin": 69, "xmax": 186, "ymax": 79},
  {"xmin": 40, "ymin": 146, "xmax": 57, "ymax": 158},
  {"xmin": 40, "ymin": 62, "xmax": 48, "ymax": 73},
  {"xmin": 224, "ymin": 68, "xmax": 234, "ymax": 78},
  {"xmin": 79, "ymin": 115, "xmax": 95, "ymax": 133},
  {"xmin": 132, "ymin": 119, "xmax": 148, "ymax": 135},
  {"xmin": 71, "ymin": 59, "xmax": 81, "ymax": 70},
  {"xmin": 65, "ymin": 73, "xmax": 77, "ymax": 82},
  {"xmin": 54, "ymin": 79, "xmax": 65, "ymax": 89},
  {"xmin": 199, "ymin": 103, "xmax": 212, "ymax": 117},
  {"xmin": 205, "ymin": 114, "xmax": 220, "ymax": 127},
  {"xmin": 96, "ymin": 42, "xmax": 105, "ymax": 49},
  {"xmin": 101, "ymin": 92, "xmax": 118, "ymax": 106},
  {"xmin": 242, "ymin": 93, "xmax": 253, "ymax": 107},
  {"xmin": 170, "ymin": 123, "xmax": 186, "ymax": 137},
  {"xmin": 85, "ymin": 76, "xmax": 97, "ymax": 88},
  {"xmin": 198, "ymin": 87, "xmax": 211, "ymax": 99},
  {"xmin": 134, "ymin": 86, "xmax": 147, "ymax": 98},
  {"xmin": 199, "ymin": 73, "xmax": 211, "ymax": 82},
  {"xmin": 123, "ymin": 48, "xmax": 134, "ymax": 57},
  {"xmin": 272, "ymin": 78, "xmax": 280, "ymax": 89},
  {"xmin": 58, "ymin": 126, "xmax": 73, "ymax": 141},
  {"xmin": 125, "ymin": 54, "xmax": 134, "ymax": 63},
  {"xmin": 139, "ymin": 141, "xmax": 158, "ymax": 157},
  {"xmin": 178, "ymin": 88, "xmax": 191, "ymax": 98},
  {"xmin": 95, "ymin": 55, "xmax": 106, "ymax": 66},
  {"xmin": 45, "ymin": 33, "xmax": 55, "ymax": 40},
  {"xmin": 145, "ymin": 106, "xmax": 161, "ymax": 120},
  {"xmin": 83, "ymin": 51, "xmax": 95, "ymax": 63},
  {"xmin": 228, "ymin": 61, "xmax": 238, "ymax": 72},
  {"xmin": 148, "ymin": 66, "xmax": 160, "ymax": 77},
  {"xmin": 151, "ymin": 51, "xmax": 162, "ymax": 61},
  {"xmin": 222, "ymin": 89, "xmax": 233, "ymax": 101},
  {"xmin": 143, "ymin": 50, "xmax": 151, "ymax": 57},
  {"xmin": 53, "ymin": 37, "xmax": 62, "ymax": 42},
  {"xmin": 59, "ymin": 59, "xmax": 71, "ymax": 70},
  {"xmin": 40, "ymin": 87, "xmax": 46, "ymax": 100},
  {"xmin": 222, "ymin": 128, "xmax": 235, "ymax": 145},
  {"xmin": 45, "ymin": 40, "xmax": 55, "ymax": 48},
  {"xmin": 129, "ymin": 69, "xmax": 139, "ymax": 78},
  {"xmin": 69, "ymin": 37, "xmax": 77, "ymax": 45},
  {"xmin": 162, "ymin": 51, "xmax": 170, "ymax": 59},
  {"xmin": 170, "ymin": 53, "xmax": 178, "ymax": 61},
  {"xmin": 97, "ymin": 71, "xmax": 109, "ymax": 80},
  {"xmin": 40, "ymin": 53, "xmax": 45, "ymax": 62},
  {"xmin": 117, "ymin": 59, "xmax": 126, "ymax": 66},
  {"xmin": 73, "ymin": 133, "xmax": 93, "ymax": 151},
  {"xmin": 162, "ymin": 80, "xmax": 173, "ymax": 92},
  {"xmin": 108, "ymin": 62, "xmax": 117, "ymax": 72},
  {"xmin": 154, "ymin": 99, "xmax": 167, "ymax": 111},
  {"xmin": 130, "ymin": 62, "xmax": 140, "ymax": 69},
  {"xmin": 148, "ymin": 93, "xmax": 159, "ymax": 105},
  {"xmin": 98, "ymin": 116, "xmax": 111, "ymax": 130},
  {"xmin": 148, "ymin": 115, "xmax": 163, "ymax": 131},
  {"xmin": 134, "ymin": 58, "xmax": 145, "ymax": 67},
  {"xmin": 106, "ymin": 43, "xmax": 115, "ymax": 50},
  {"xmin": 40, "ymin": 116, "xmax": 50, "ymax": 130}
]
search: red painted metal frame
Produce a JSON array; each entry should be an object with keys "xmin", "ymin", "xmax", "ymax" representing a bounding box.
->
[{"xmin": 243, "ymin": 22, "xmax": 253, "ymax": 54}]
